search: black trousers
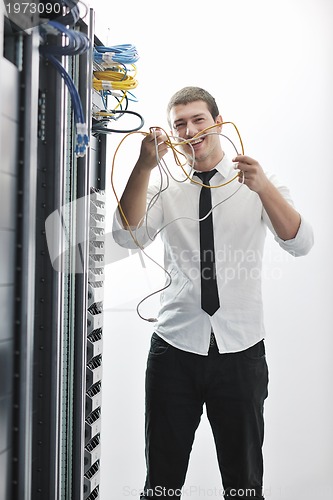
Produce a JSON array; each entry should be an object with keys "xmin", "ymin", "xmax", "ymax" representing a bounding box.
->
[{"xmin": 140, "ymin": 333, "xmax": 269, "ymax": 500}]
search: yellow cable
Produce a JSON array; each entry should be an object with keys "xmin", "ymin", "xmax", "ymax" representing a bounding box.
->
[
  {"xmin": 93, "ymin": 77, "xmax": 138, "ymax": 91},
  {"xmin": 144, "ymin": 121, "xmax": 244, "ymax": 189},
  {"xmin": 111, "ymin": 130, "xmax": 148, "ymax": 248},
  {"xmin": 94, "ymin": 91, "xmax": 128, "ymax": 117},
  {"xmin": 93, "ymin": 64, "xmax": 138, "ymax": 91},
  {"xmin": 168, "ymin": 121, "xmax": 244, "ymax": 189},
  {"xmin": 111, "ymin": 121, "xmax": 245, "ymax": 237},
  {"xmin": 113, "ymin": 91, "xmax": 127, "ymax": 111}
]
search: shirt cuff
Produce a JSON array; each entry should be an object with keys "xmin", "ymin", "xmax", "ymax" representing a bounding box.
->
[
  {"xmin": 112, "ymin": 208, "xmax": 151, "ymax": 250},
  {"xmin": 274, "ymin": 216, "xmax": 314, "ymax": 256}
]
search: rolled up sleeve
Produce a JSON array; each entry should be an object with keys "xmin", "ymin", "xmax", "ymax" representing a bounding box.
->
[
  {"xmin": 112, "ymin": 183, "xmax": 164, "ymax": 250},
  {"xmin": 111, "ymin": 208, "xmax": 153, "ymax": 249},
  {"xmin": 262, "ymin": 173, "xmax": 314, "ymax": 257},
  {"xmin": 273, "ymin": 216, "xmax": 314, "ymax": 256}
]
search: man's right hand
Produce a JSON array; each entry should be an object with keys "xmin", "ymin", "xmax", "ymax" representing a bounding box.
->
[
  {"xmin": 137, "ymin": 128, "xmax": 169, "ymax": 171},
  {"xmin": 118, "ymin": 128, "xmax": 168, "ymax": 229}
]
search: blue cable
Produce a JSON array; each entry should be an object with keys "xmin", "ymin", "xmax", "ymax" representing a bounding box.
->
[
  {"xmin": 94, "ymin": 44, "xmax": 139, "ymax": 64},
  {"xmin": 40, "ymin": 20, "xmax": 90, "ymax": 56},
  {"xmin": 126, "ymin": 91, "xmax": 138, "ymax": 102},
  {"xmin": 47, "ymin": 54, "xmax": 89, "ymax": 157},
  {"xmin": 40, "ymin": 20, "xmax": 90, "ymax": 157}
]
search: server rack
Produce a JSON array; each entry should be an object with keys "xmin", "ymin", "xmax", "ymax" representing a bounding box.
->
[
  {"xmin": 1, "ymin": 9, "xmax": 41, "ymax": 500},
  {"xmin": 0, "ymin": 11, "xmax": 21, "ymax": 500},
  {"xmin": 0, "ymin": 5, "xmax": 107, "ymax": 500}
]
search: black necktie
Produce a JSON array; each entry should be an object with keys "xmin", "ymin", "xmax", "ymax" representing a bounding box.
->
[{"xmin": 194, "ymin": 169, "xmax": 220, "ymax": 316}]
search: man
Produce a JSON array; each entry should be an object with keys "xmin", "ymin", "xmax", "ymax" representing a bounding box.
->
[{"xmin": 112, "ymin": 87, "xmax": 314, "ymax": 499}]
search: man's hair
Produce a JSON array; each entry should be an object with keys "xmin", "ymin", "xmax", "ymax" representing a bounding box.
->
[{"xmin": 167, "ymin": 86, "xmax": 220, "ymax": 126}]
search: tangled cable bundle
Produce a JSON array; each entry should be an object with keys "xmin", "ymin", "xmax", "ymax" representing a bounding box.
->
[
  {"xmin": 91, "ymin": 44, "xmax": 144, "ymax": 134},
  {"xmin": 110, "ymin": 122, "xmax": 246, "ymax": 322}
]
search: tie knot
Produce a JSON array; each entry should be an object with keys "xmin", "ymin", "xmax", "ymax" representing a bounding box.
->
[{"xmin": 195, "ymin": 169, "xmax": 217, "ymax": 184}]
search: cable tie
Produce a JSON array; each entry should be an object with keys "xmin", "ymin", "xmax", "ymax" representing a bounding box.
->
[
  {"xmin": 101, "ymin": 81, "xmax": 113, "ymax": 90},
  {"xmin": 110, "ymin": 91, "xmax": 123, "ymax": 97},
  {"xmin": 76, "ymin": 122, "xmax": 88, "ymax": 137},
  {"xmin": 102, "ymin": 53, "xmax": 116, "ymax": 63}
]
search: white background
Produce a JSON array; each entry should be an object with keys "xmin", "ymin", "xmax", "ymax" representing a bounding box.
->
[{"xmin": 91, "ymin": 0, "xmax": 333, "ymax": 498}]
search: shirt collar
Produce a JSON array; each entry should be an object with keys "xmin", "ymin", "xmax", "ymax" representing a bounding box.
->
[
  {"xmin": 191, "ymin": 154, "xmax": 234, "ymax": 180},
  {"xmin": 214, "ymin": 154, "xmax": 234, "ymax": 179}
]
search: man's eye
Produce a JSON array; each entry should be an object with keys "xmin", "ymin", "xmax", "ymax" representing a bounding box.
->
[{"xmin": 174, "ymin": 124, "xmax": 185, "ymax": 130}]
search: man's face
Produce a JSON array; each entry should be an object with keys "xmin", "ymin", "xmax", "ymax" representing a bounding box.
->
[{"xmin": 169, "ymin": 100, "xmax": 223, "ymax": 170}]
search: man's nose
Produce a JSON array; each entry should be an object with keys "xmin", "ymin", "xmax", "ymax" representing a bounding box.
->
[{"xmin": 185, "ymin": 124, "xmax": 196, "ymax": 138}]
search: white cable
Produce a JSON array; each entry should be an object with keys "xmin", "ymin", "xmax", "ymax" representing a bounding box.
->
[
  {"xmin": 144, "ymin": 131, "xmax": 243, "ymax": 242},
  {"xmin": 132, "ymin": 130, "xmax": 245, "ymax": 322}
]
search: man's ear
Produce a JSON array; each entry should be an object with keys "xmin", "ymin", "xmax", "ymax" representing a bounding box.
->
[{"xmin": 215, "ymin": 114, "xmax": 223, "ymax": 131}]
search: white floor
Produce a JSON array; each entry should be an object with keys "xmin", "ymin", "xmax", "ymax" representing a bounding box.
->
[{"xmin": 99, "ymin": 252, "xmax": 333, "ymax": 500}]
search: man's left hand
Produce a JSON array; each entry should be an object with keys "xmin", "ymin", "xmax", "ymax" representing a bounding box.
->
[{"xmin": 233, "ymin": 155, "xmax": 269, "ymax": 194}]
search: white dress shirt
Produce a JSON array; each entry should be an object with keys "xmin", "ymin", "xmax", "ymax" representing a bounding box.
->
[{"xmin": 112, "ymin": 155, "xmax": 314, "ymax": 355}]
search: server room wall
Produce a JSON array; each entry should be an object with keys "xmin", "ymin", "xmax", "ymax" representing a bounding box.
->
[{"xmin": 94, "ymin": 1, "xmax": 333, "ymax": 499}]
